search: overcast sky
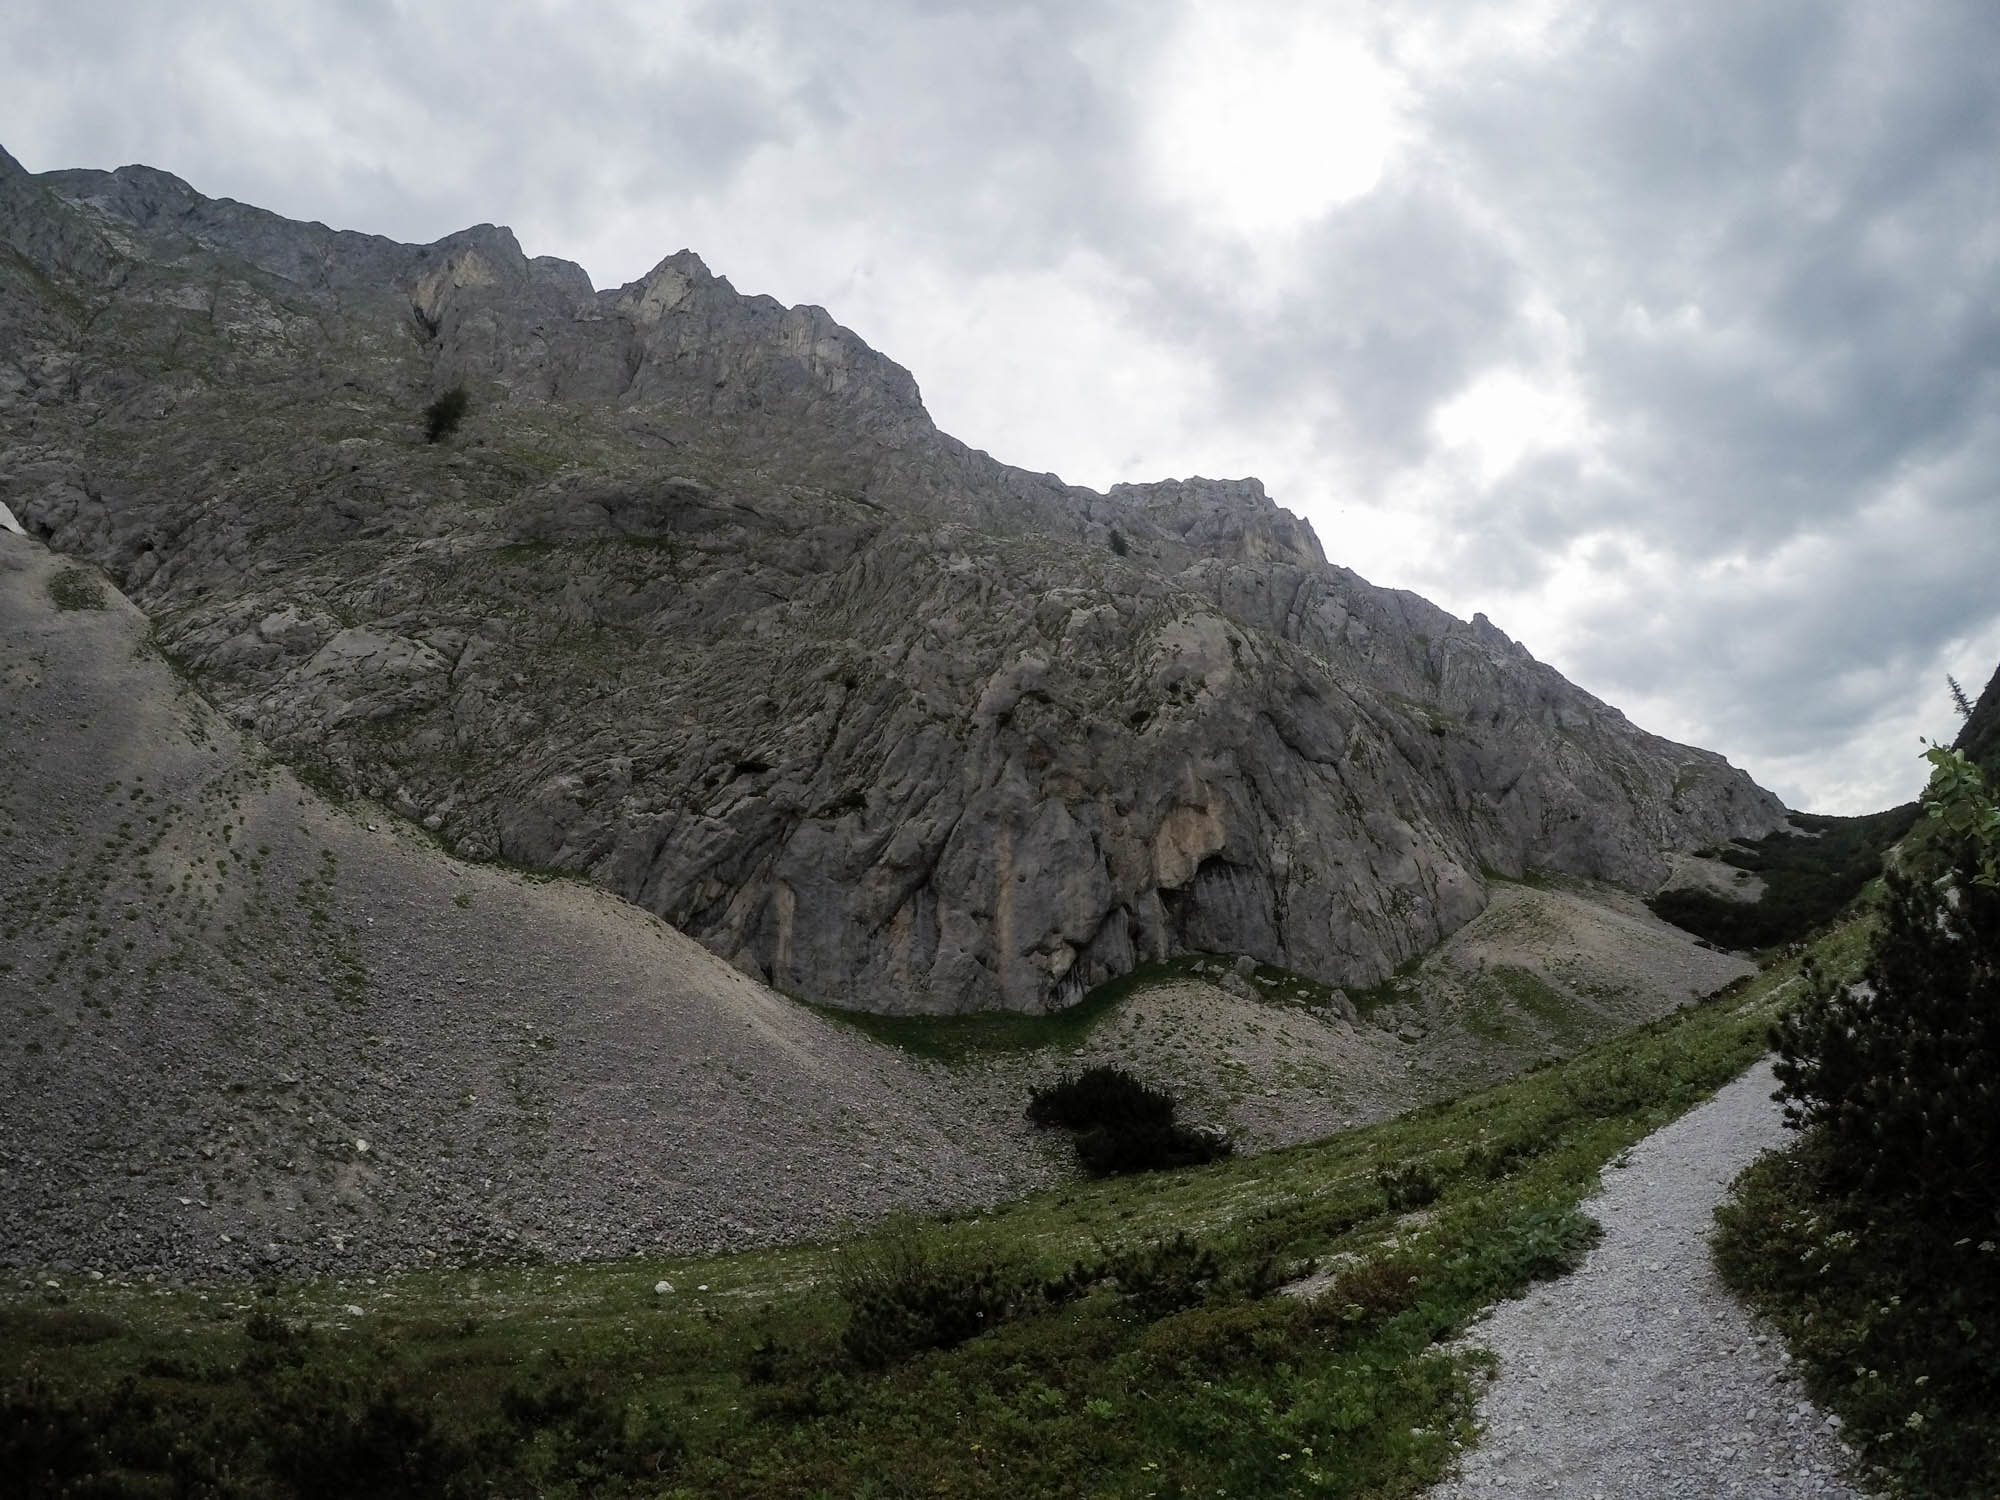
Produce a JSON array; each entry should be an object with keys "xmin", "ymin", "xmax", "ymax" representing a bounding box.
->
[{"xmin": 7, "ymin": 0, "xmax": 1998, "ymax": 812}]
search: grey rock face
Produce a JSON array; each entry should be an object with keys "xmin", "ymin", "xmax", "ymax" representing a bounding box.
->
[{"xmin": 0, "ymin": 147, "xmax": 1787, "ymax": 1013}]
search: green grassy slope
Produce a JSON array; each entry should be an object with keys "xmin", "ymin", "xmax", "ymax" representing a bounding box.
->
[{"xmin": 1, "ymin": 919, "xmax": 1870, "ymax": 1499}]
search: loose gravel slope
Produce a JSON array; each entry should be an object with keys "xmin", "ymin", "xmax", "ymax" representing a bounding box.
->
[
  {"xmin": 1428, "ymin": 1059, "xmax": 1875, "ymax": 1499},
  {"xmin": 0, "ymin": 533, "xmax": 1041, "ymax": 1276},
  {"xmin": 2, "ymin": 530, "xmax": 1795, "ymax": 1284}
]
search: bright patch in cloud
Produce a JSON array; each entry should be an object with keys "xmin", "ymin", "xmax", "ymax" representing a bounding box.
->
[
  {"xmin": 1431, "ymin": 367, "xmax": 1590, "ymax": 484},
  {"xmin": 840, "ymin": 252, "xmax": 1222, "ymax": 491},
  {"xmin": 1143, "ymin": 6, "xmax": 1401, "ymax": 236}
]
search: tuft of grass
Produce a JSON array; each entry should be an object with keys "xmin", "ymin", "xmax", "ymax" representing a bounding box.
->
[{"xmin": 47, "ymin": 567, "xmax": 108, "ymax": 612}]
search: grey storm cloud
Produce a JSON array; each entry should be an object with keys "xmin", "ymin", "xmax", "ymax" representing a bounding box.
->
[
  {"xmin": 1138, "ymin": 180, "xmax": 1529, "ymax": 472},
  {"xmin": 725, "ymin": 2, "xmax": 1138, "ymax": 273},
  {"xmin": 3, "ymin": 0, "xmax": 1996, "ymax": 811},
  {"xmin": 1379, "ymin": 0, "xmax": 2000, "ymax": 806},
  {"xmin": 10, "ymin": 0, "xmax": 801, "ymax": 253}
]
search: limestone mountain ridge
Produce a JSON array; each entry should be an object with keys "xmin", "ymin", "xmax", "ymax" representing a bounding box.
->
[{"xmin": 0, "ymin": 145, "xmax": 1786, "ymax": 1015}]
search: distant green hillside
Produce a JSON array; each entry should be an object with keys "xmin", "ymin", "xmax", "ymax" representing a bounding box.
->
[
  {"xmin": 1648, "ymin": 804, "xmax": 1920, "ymax": 951},
  {"xmin": 1649, "ymin": 654, "xmax": 1997, "ymax": 954}
]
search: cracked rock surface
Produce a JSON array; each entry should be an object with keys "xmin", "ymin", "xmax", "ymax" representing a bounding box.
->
[
  {"xmin": 0, "ymin": 528, "xmax": 1775, "ymax": 1279},
  {"xmin": 0, "ymin": 144, "xmax": 1787, "ymax": 1014},
  {"xmin": 1427, "ymin": 1060, "xmax": 1874, "ymax": 1499}
]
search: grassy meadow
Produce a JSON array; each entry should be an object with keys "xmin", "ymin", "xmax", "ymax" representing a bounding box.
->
[{"xmin": 2, "ymin": 923, "xmax": 1869, "ymax": 1498}]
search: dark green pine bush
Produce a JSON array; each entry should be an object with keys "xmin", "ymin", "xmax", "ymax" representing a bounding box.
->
[
  {"xmin": 1646, "ymin": 802, "xmax": 1921, "ymax": 950},
  {"xmin": 1027, "ymin": 1065, "xmax": 1233, "ymax": 1176},
  {"xmin": 1771, "ymin": 834, "xmax": 1999, "ymax": 1227},
  {"xmin": 1026, "ymin": 1064, "xmax": 1176, "ymax": 1132},
  {"xmin": 1099, "ymin": 1231, "xmax": 1222, "ymax": 1318},
  {"xmin": 423, "ymin": 385, "xmax": 470, "ymax": 443}
]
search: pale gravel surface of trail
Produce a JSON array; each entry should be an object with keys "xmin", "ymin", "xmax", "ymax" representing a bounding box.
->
[{"xmin": 1427, "ymin": 1059, "xmax": 1877, "ymax": 1499}]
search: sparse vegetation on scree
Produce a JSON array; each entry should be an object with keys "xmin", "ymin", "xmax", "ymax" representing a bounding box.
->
[
  {"xmin": 46, "ymin": 565, "xmax": 107, "ymax": 611},
  {"xmin": 2, "ymin": 933, "xmax": 1844, "ymax": 1499},
  {"xmin": 1715, "ymin": 745, "xmax": 2000, "ymax": 1499}
]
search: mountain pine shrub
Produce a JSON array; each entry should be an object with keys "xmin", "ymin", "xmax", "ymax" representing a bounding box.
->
[
  {"xmin": 1646, "ymin": 802, "xmax": 1920, "ymax": 950},
  {"xmin": 423, "ymin": 386, "xmax": 469, "ymax": 443},
  {"xmin": 1100, "ymin": 1230, "xmax": 1221, "ymax": 1318},
  {"xmin": 1770, "ymin": 746, "xmax": 1999, "ymax": 1226},
  {"xmin": 1027, "ymin": 1065, "xmax": 1233, "ymax": 1176},
  {"xmin": 1027, "ymin": 1064, "xmax": 1175, "ymax": 1131}
]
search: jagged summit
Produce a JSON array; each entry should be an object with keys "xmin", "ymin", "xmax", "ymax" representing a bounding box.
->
[{"xmin": 0, "ymin": 148, "xmax": 1786, "ymax": 1013}]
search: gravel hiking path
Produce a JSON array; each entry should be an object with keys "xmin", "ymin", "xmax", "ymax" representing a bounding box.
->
[{"xmin": 1426, "ymin": 1058, "xmax": 1875, "ymax": 1499}]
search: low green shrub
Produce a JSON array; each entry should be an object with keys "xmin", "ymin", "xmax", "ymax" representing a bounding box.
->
[
  {"xmin": 1, "ymin": 1372, "xmax": 232, "ymax": 1498},
  {"xmin": 1558, "ymin": 1050, "xmax": 1661, "ymax": 1118},
  {"xmin": 1461, "ymin": 1131, "xmax": 1546, "ymax": 1179},
  {"xmin": 1, "ymin": 1355, "xmax": 687, "ymax": 1498},
  {"xmin": 836, "ymin": 1226, "xmax": 1025, "ymax": 1370},
  {"xmin": 242, "ymin": 1307, "xmax": 317, "ymax": 1375},
  {"xmin": 1134, "ymin": 1296, "xmax": 1295, "ymax": 1384},
  {"xmin": 1716, "ymin": 1139, "xmax": 2000, "ymax": 1496},
  {"xmin": 0, "ymin": 1307, "xmax": 125, "ymax": 1347},
  {"xmin": 1319, "ymin": 1253, "xmax": 1432, "ymax": 1331},
  {"xmin": 740, "ymin": 1335, "xmax": 851, "ymax": 1421},
  {"xmin": 244, "ymin": 1306, "xmax": 310, "ymax": 1345},
  {"xmin": 497, "ymin": 1376, "xmax": 686, "ymax": 1489},
  {"xmin": 1378, "ymin": 1163, "xmax": 1441, "ymax": 1211},
  {"xmin": 1441, "ymin": 1204, "xmax": 1601, "ymax": 1302},
  {"xmin": 1102, "ymin": 1231, "xmax": 1222, "ymax": 1319},
  {"xmin": 265, "ymin": 1374, "xmax": 473, "ymax": 1500}
]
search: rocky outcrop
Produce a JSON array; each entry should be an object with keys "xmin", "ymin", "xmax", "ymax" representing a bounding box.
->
[{"xmin": 0, "ymin": 146, "xmax": 1787, "ymax": 1013}]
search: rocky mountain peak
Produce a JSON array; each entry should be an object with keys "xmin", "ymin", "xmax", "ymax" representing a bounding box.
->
[
  {"xmin": 1103, "ymin": 475, "xmax": 1326, "ymax": 568},
  {"xmin": 38, "ymin": 160, "xmax": 207, "ymax": 229},
  {"xmin": 0, "ymin": 146, "xmax": 1789, "ymax": 1013},
  {"xmin": 617, "ymin": 247, "xmax": 714, "ymax": 320},
  {"xmin": 415, "ymin": 222, "xmax": 532, "ymax": 296}
]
